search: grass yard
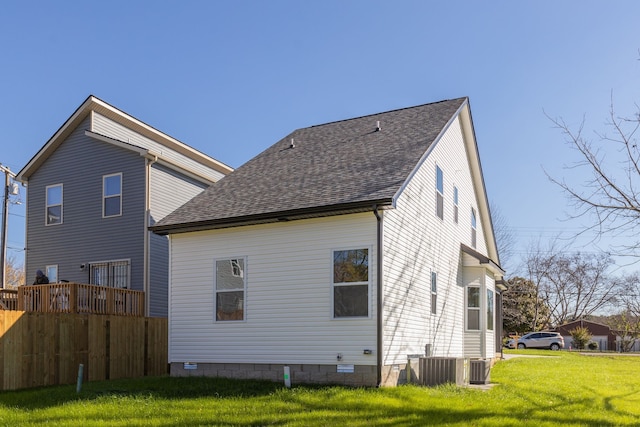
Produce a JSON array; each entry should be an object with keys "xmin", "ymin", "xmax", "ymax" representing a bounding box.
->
[{"xmin": 0, "ymin": 351, "xmax": 638, "ymax": 426}]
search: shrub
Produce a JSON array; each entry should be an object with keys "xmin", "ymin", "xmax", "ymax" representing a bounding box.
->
[
  {"xmin": 570, "ymin": 326, "xmax": 592, "ymax": 350},
  {"xmin": 587, "ymin": 341, "xmax": 598, "ymax": 350}
]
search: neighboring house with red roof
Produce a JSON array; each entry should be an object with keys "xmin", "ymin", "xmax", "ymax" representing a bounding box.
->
[
  {"xmin": 152, "ymin": 97, "xmax": 506, "ymax": 386},
  {"xmin": 555, "ymin": 319, "xmax": 617, "ymax": 350}
]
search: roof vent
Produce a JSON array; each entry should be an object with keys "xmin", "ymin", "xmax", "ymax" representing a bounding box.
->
[
  {"xmin": 375, "ymin": 121, "xmax": 381, "ymax": 132},
  {"xmin": 289, "ymin": 138, "xmax": 295, "ymax": 149}
]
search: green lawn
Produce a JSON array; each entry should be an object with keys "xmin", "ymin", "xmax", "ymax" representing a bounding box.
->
[{"xmin": 0, "ymin": 351, "xmax": 638, "ymax": 426}]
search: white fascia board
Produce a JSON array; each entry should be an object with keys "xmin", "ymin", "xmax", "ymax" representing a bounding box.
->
[{"xmin": 85, "ymin": 130, "xmax": 216, "ymax": 186}]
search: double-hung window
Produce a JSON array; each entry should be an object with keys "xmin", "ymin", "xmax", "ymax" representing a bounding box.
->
[
  {"xmin": 103, "ymin": 173, "xmax": 122, "ymax": 217},
  {"xmin": 431, "ymin": 271, "xmax": 437, "ymax": 315},
  {"xmin": 46, "ymin": 184, "xmax": 63, "ymax": 225},
  {"xmin": 333, "ymin": 248, "xmax": 369, "ymax": 318},
  {"xmin": 453, "ymin": 186, "xmax": 459, "ymax": 224},
  {"xmin": 466, "ymin": 286, "xmax": 480, "ymax": 330},
  {"xmin": 487, "ymin": 289, "xmax": 494, "ymax": 330},
  {"xmin": 435, "ymin": 166, "xmax": 444, "ymax": 220},
  {"xmin": 471, "ymin": 207, "xmax": 477, "ymax": 248},
  {"xmin": 215, "ymin": 257, "xmax": 246, "ymax": 321}
]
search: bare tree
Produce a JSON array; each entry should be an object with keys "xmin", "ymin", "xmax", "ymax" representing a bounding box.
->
[
  {"xmin": 546, "ymin": 99, "xmax": 640, "ymax": 260},
  {"xmin": 523, "ymin": 244, "xmax": 619, "ymax": 326},
  {"xmin": 3, "ymin": 255, "xmax": 24, "ymax": 289},
  {"xmin": 490, "ymin": 200, "xmax": 516, "ymax": 273}
]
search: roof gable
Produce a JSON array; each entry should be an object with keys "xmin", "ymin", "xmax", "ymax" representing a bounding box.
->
[
  {"xmin": 17, "ymin": 95, "xmax": 232, "ymax": 182},
  {"xmin": 153, "ymin": 98, "xmax": 468, "ymax": 233}
]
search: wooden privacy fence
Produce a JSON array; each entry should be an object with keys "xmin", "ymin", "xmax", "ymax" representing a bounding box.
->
[
  {"xmin": 14, "ymin": 283, "xmax": 144, "ymax": 316},
  {"xmin": 0, "ymin": 311, "xmax": 167, "ymax": 391}
]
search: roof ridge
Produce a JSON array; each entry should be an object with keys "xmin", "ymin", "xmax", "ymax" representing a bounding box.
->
[{"xmin": 306, "ymin": 97, "xmax": 467, "ymax": 129}]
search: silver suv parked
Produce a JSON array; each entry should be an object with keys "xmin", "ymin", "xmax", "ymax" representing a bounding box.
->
[{"xmin": 508, "ymin": 332, "xmax": 564, "ymax": 350}]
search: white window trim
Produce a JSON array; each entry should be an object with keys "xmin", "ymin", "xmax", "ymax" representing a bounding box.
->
[
  {"xmin": 471, "ymin": 207, "xmax": 477, "ymax": 248},
  {"xmin": 45, "ymin": 183, "xmax": 63, "ymax": 226},
  {"xmin": 431, "ymin": 271, "xmax": 437, "ymax": 315},
  {"xmin": 214, "ymin": 256, "xmax": 247, "ymax": 323},
  {"xmin": 46, "ymin": 265, "xmax": 58, "ymax": 283},
  {"xmin": 103, "ymin": 173, "xmax": 123, "ymax": 218},
  {"xmin": 331, "ymin": 246, "xmax": 372, "ymax": 320},
  {"xmin": 487, "ymin": 289, "xmax": 495, "ymax": 331},
  {"xmin": 435, "ymin": 165, "xmax": 444, "ymax": 220},
  {"xmin": 453, "ymin": 185, "xmax": 459, "ymax": 224},
  {"xmin": 88, "ymin": 258, "xmax": 131, "ymax": 288},
  {"xmin": 466, "ymin": 285, "xmax": 481, "ymax": 331}
]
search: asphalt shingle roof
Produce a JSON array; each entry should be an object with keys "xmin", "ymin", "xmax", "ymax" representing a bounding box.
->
[{"xmin": 152, "ymin": 97, "xmax": 467, "ymax": 234}]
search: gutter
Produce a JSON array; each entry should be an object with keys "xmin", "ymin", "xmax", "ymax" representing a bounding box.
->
[
  {"xmin": 143, "ymin": 155, "xmax": 158, "ymax": 316},
  {"xmin": 373, "ymin": 205, "xmax": 384, "ymax": 387},
  {"xmin": 150, "ymin": 199, "xmax": 394, "ymax": 235}
]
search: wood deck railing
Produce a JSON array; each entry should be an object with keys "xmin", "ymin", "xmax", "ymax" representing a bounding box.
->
[
  {"xmin": 0, "ymin": 289, "xmax": 18, "ymax": 310},
  {"xmin": 0, "ymin": 283, "xmax": 145, "ymax": 317}
]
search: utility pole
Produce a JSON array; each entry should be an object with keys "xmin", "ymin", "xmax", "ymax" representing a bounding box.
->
[{"xmin": 0, "ymin": 164, "xmax": 17, "ymax": 289}]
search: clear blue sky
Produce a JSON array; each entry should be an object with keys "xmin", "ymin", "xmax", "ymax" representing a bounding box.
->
[{"xmin": 2, "ymin": 1, "xmax": 639, "ymax": 275}]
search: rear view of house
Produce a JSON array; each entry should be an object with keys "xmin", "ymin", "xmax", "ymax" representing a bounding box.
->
[
  {"xmin": 152, "ymin": 97, "xmax": 505, "ymax": 385},
  {"xmin": 17, "ymin": 96, "xmax": 232, "ymax": 317}
]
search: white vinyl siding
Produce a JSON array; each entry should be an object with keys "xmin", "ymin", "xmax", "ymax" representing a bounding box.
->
[
  {"xmin": 168, "ymin": 213, "xmax": 377, "ymax": 365},
  {"xmin": 383, "ymin": 116, "xmax": 478, "ymax": 364}
]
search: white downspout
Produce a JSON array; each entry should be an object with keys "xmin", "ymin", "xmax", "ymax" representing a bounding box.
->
[{"xmin": 143, "ymin": 155, "xmax": 158, "ymax": 316}]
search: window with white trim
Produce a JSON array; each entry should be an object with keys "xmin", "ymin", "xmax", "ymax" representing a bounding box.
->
[
  {"xmin": 467, "ymin": 286, "xmax": 480, "ymax": 330},
  {"xmin": 103, "ymin": 173, "xmax": 122, "ymax": 217},
  {"xmin": 471, "ymin": 207, "xmax": 477, "ymax": 248},
  {"xmin": 215, "ymin": 258, "xmax": 246, "ymax": 321},
  {"xmin": 89, "ymin": 260, "xmax": 130, "ymax": 288},
  {"xmin": 453, "ymin": 186, "xmax": 459, "ymax": 224},
  {"xmin": 431, "ymin": 271, "xmax": 437, "ymax": 315},
  {"xmin": 46, "ymin": 265, "xmax": 58, "ymax": 283},
  {"xmin": 333, "ymin": 248, "xmax": 369, "ymax": 318},
  {"xmin": 487, "ymin": 289, "xmax": 494, "ymax": 330},
  {"xmin": 435, "ymin": 166, "xmax": 444, "ymax": 220},
  {"xmin": 46, "ymin": 184, "xmax": 63, "ymax": 225}
]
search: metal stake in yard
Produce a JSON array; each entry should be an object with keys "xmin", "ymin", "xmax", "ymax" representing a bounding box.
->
[{"xmin": 76, "ymin": 364, "xmax": 84, "ymax": 393}]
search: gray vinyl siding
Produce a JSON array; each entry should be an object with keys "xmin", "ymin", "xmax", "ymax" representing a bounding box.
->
[
  {"xmin": 92, "ymin": 113, "xmax": 225, "ymax": 183},
  {"xmin": 148, "ymin": 163, "xmax": 209, "ymax": 317},
  {"xmin": 26, "ymin": 116, "xmax": 146, "ymax": 292}
]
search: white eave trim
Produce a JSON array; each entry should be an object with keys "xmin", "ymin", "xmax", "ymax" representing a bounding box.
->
[
  {"xmin": 85, "ymin": 130, "xmax": 217, "ymax": 186},
  {"xmin": 461, "ymin": 244, "xmax": 505, "ymax": 277}
]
